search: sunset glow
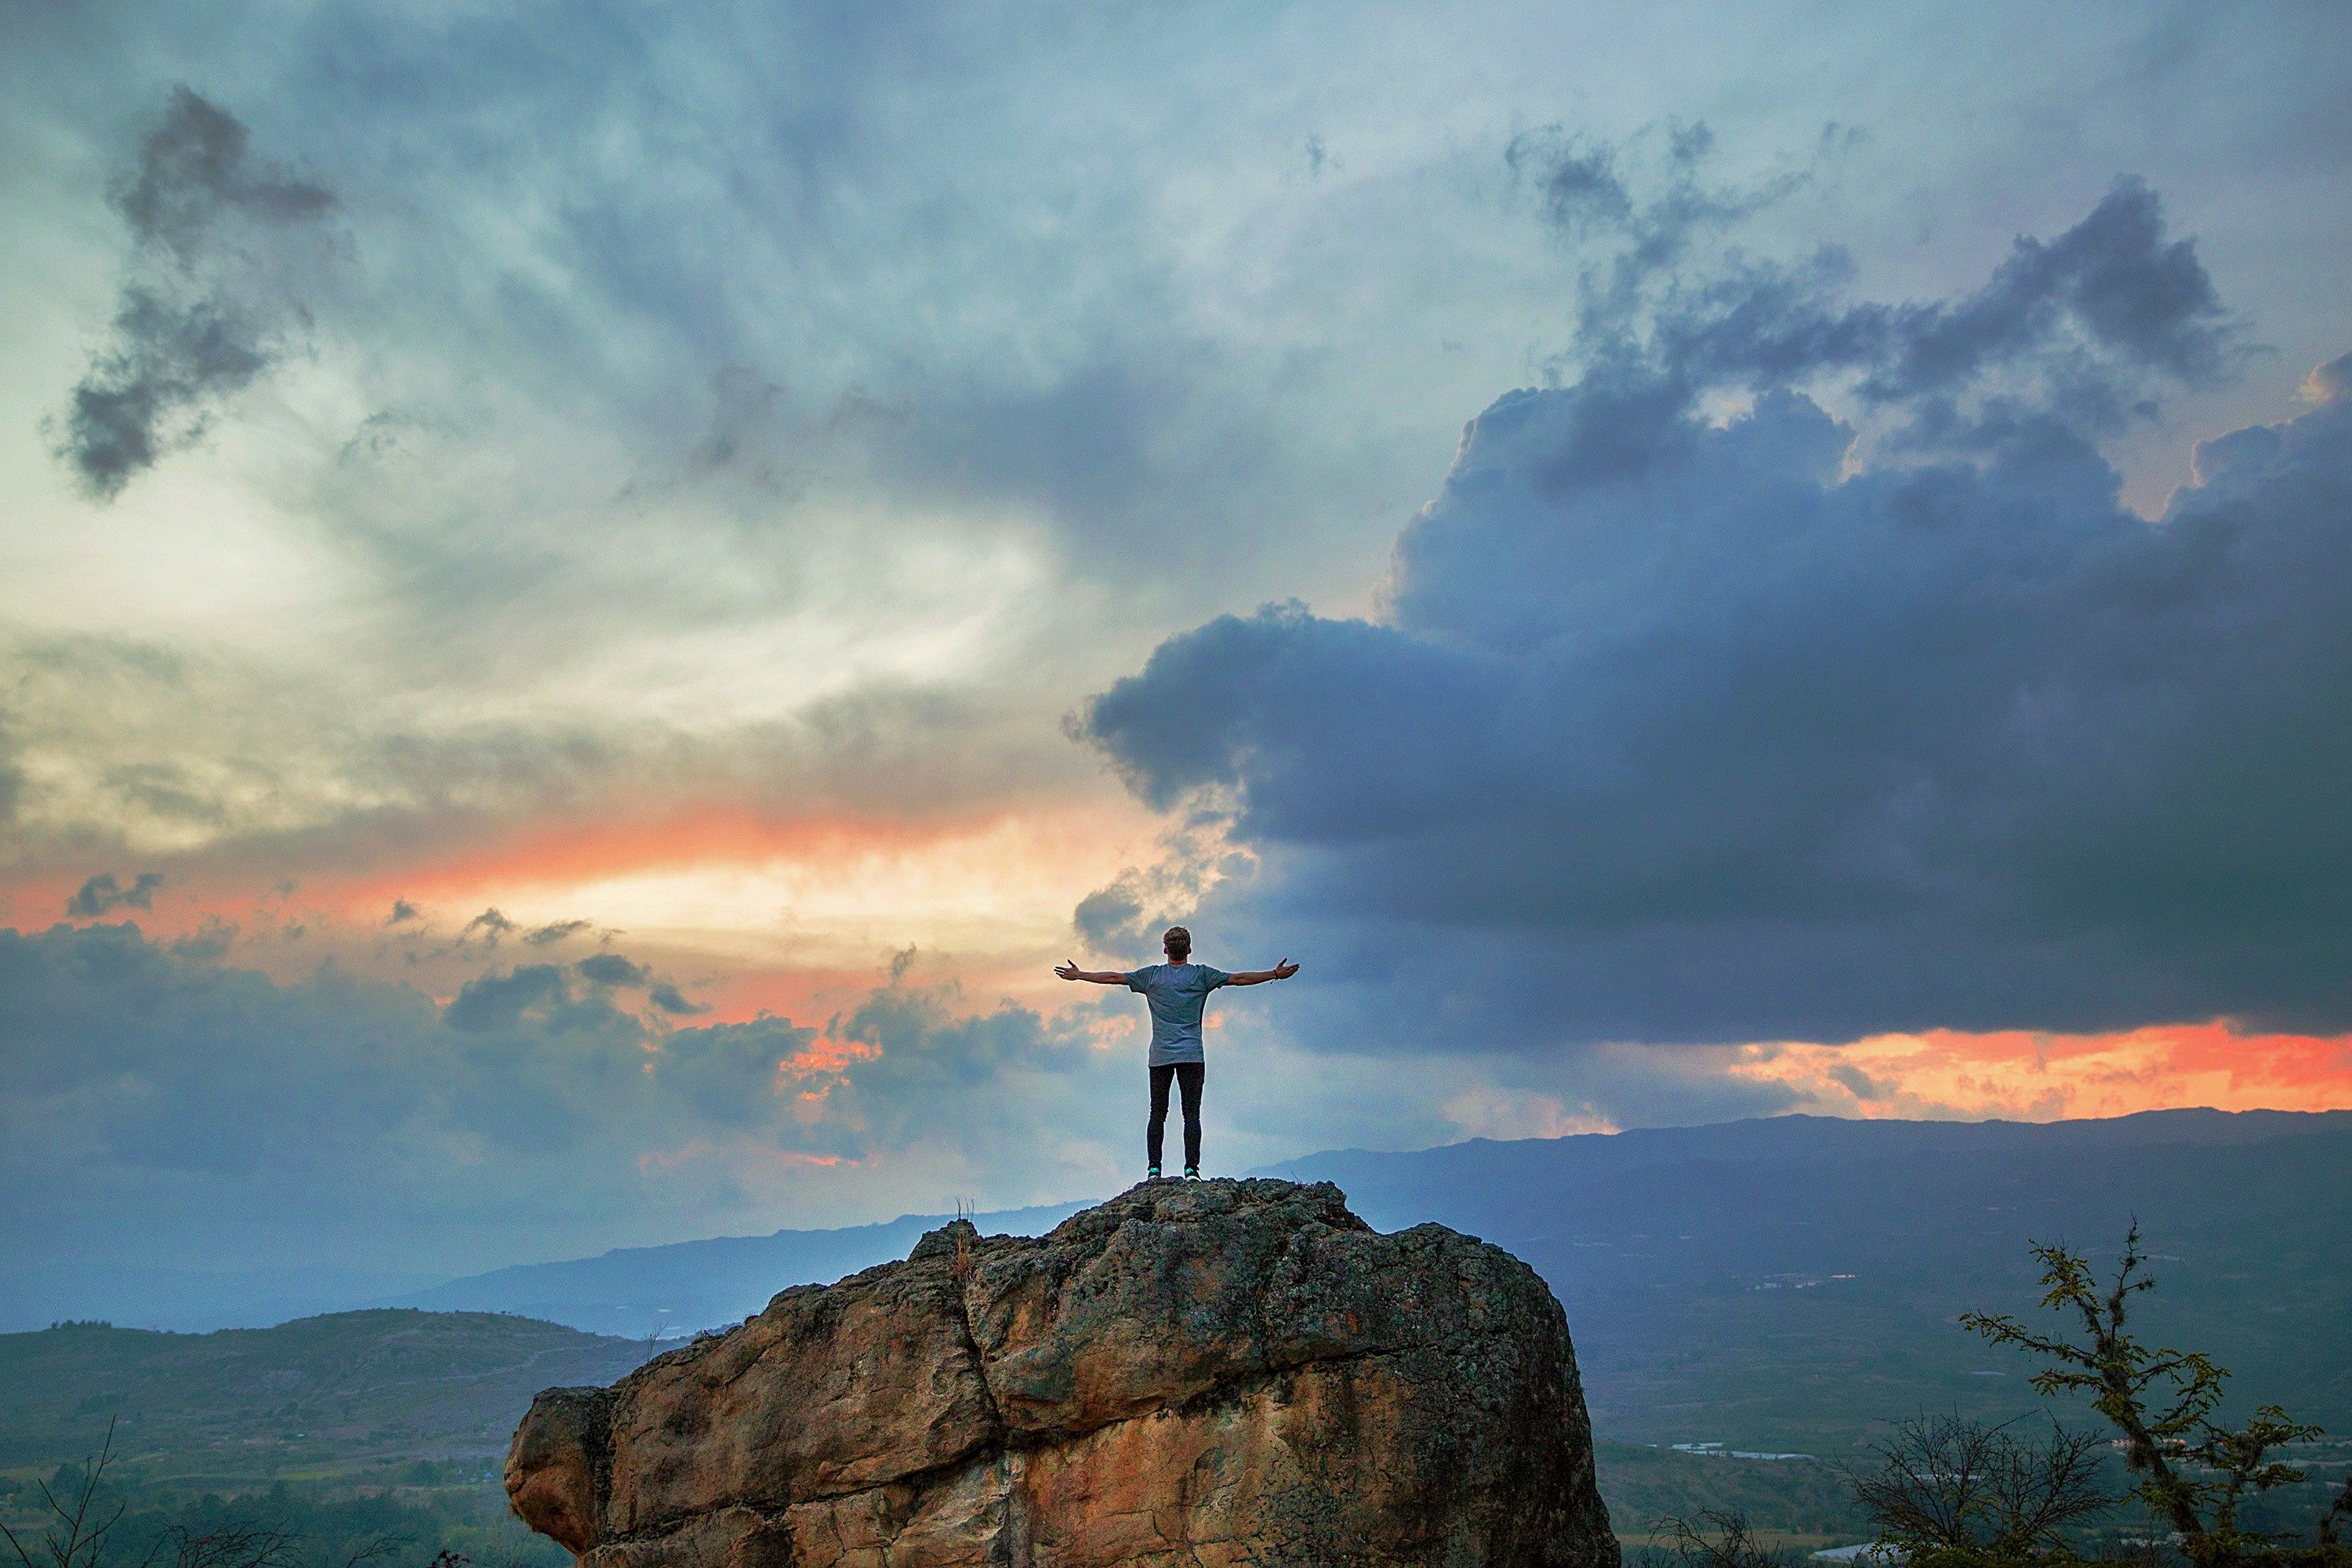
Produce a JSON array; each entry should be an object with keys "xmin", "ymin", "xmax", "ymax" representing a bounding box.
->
[
  {"xmin": 1735, "ymin": 1023, "xmax": 2352, "ymax": 1122},
  {"xmin": 4, "ymin": 2, "xmax": 2346, "ymax": 1309}
]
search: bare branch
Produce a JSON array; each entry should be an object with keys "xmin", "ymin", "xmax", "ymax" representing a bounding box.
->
[
  {"xmin": 1850, "ymin": 1413, "xmax": 2110, "ymax": 1556},
  {"xmin": 1646, "ymin": 1512, "xmax": 1794, "ymax": 1568}
]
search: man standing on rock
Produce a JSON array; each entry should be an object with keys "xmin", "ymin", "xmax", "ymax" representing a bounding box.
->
[{"xmin": 1056, "ymin": 926, "xmax": 1298, "ymax": 1181}]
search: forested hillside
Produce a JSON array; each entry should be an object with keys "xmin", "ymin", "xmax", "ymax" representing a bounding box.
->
[{"xmin": 0, "ymin": 1310, "xmax": 645, "ymax": 1485}]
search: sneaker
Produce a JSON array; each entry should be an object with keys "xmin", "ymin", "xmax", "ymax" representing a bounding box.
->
[
  {"xmin": 1146, "ymin": 1165, "xmax": 1161, "ymax": 1181},
  {"xmin": 1183, "ymin": 1167, "xmax": 1200, "ymax": 1181}
]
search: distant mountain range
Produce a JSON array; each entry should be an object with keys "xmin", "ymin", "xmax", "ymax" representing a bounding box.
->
[
  {"xmin": 378, "ymin": 1106, "xmax": 2352, "ymax": 1450},
  {"xmin": 0, "ymin": 1263, "xmax": 450, "ymax": 1337},
  {"xmin": 1267, "ymin": 1107, "xmax": 2352, "ymax": 1449},
  {"xmin": 7, "ymin": 1109, "xmax": 2343, "ymax": 1462},
  {"xmin": 377, "ymin": 1200, "xmax": 1091, "ymax": 1337}
]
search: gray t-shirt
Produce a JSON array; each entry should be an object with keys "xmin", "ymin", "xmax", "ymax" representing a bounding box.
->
[{"xmin": 1125, "ymin": 962, "xmax": 1232, "ymax": 1065}]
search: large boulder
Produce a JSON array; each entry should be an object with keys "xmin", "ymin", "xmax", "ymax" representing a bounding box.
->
[{"xmin": 507, "ymin": 1178, "xmax": 1617, "ymax": 1568}]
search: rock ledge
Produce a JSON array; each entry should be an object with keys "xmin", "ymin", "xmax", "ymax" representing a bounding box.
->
[{"xmin": 506, "ymin": 1177, "xmax": 1616, "ymax": 1568}]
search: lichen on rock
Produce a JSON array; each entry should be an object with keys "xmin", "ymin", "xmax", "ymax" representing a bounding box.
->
[{"xmin": 506, "ymin": 1178, "xmax": 1617, "ymax": 1568}]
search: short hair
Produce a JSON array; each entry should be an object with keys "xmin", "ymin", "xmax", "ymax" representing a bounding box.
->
[{"xmin": 1163, "ymin": 925, "xmax": 1192, "ymax": 952}]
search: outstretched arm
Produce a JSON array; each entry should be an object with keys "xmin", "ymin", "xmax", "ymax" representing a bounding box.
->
[
  {"xmin": 1056, "ymin": 960, "xmax": 1130, "ymax": 985},
  {"xmin": 1225, "ymin": 959, "xmax": 1300, "ymax": 986}
]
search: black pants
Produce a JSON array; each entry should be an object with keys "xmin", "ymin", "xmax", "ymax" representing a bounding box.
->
[{"xmin": 1148, "ymin": 1062, "xmax": 1204, "ymax": 1171}]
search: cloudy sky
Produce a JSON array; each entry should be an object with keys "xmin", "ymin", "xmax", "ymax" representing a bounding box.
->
[{"xmin": 2, "ymin": 1, "xmax": 2347, "ymax": 1308}]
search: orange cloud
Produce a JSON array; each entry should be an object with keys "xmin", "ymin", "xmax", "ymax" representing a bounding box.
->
[
  {"xmin": 779, "ymin": 1033, "xmax": 881, "ymax": 1081},
  {"xmin": 1730, "ymin": 1020, "xmax": 2352, "ymax": 1120},
  {"xmin": 695, "ymin": 967, "xmax": 888, "ymax": 1026},
  {"xmin": 3, "ymin": 793, "xmax": 1157, "ymax": 996},
  {"xmin": 324, "ymin": 804, "xmax": 1021, "ymax": 914}
]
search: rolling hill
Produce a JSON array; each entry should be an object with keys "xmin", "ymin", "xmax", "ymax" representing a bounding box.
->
[{"xmin": 0, "ymin": 1309, "xmax": 646, "ymax": 1486}]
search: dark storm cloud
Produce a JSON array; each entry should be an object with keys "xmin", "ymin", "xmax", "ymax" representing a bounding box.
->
[
  {"xmin": 574, "ymin": 952, "xmax": 652, "ymax": 988},
  {"xmin": 459, "ymin": 907, "xmax": 517, "ymax": 946},
  {"xmin": 648, "ymin": 1018, "xmax": 810, "ymax": 1126},
  {"xmin": 56, "ymin": 87, "xmax": 339, "ymax": 500},
  {"xmin": 0, "ymin": 924, "xmax": 670, "ymax": 1181},
  {"xmin": 1507, "ymin": 130, "xmax": 1633, "ymax": 234},
  {"xmin": 170, "ymin": 917, "xmax": 240, "ymax": 963},
  {"xmin": 0, "ymin": 923, "xmax": 1135, "ymax": 1283},
  {"xmin": 0, "ymin": 922, "xmax": 673, "ymax": 1272},
  {"xmin": 648, "ymin": 982, "xmax": 711, "ymax": 1017},
  {"xmin": 1508, "ymin": 118, "xmax": 1791, "ymax": 260},
  {"xmin": 1073, "ymin": 884, "xmax": 1145, "ymax": 950},
  {"xmin": 1079, "ymin": 193, "xmax": 2352, "ymax": 1054},
  {"xmin": 384, "ymin": 899, "xmax": 418, "ymax": 926},
  {"xmin": 111, "ymin": 85, "xmax": 335, "ymax": 260},
  {"xmin": 60, "ymin": 289, "xmax": 275, "ymax": 501},
  {"xmin": 445, "ymin": 958, "xmax": 702, "ymax": 1034},
  {"xmin": 66, "ymin": 871, "xmax": 165, "ymax": 917},
  {"xmin": 1828, "ymin": 1062, "xmax": 1891, "ymax": 1102},
  {"xmin": 1869, "ymin": 176, "xmax": 2227, "ymax": 395},
  {"xmin": 808, "ymin": 984, "xmax": 1120, "ymax": 1156},
  {"xmin": 571, "ymin": 954, "xmax": 706, "ymax": 1014},
  {"xmin": 1508, "ymin": 124, "xmax": 2229, "ymax": 443},
  {"xmin": 1509, "ymin": 118, "xmax": 1826, "ymax": 360},
  {"xmin": 524, "ymin": 918, "xmax": 593, "ymax": 946},
  {"xmin": 444, "ymin": 964, "xmax": 579, "ymax": 1033},
  {"xmin": 1646, "ymin": 178, "xmax": 2232, "ymax": 418}
]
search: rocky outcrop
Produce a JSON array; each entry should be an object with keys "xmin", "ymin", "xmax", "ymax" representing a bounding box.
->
[{"xmin": 506, "ymin": 1178, "xmax": 1617, "ymax": 1568}]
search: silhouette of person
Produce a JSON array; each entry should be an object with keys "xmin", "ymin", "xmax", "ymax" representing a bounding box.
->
[{"xmin": 1058, "ymin": 926, "xmax": 1299, "ymax": 1180}]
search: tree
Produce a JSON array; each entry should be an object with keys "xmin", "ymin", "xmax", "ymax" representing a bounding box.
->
[
  {"xmin": 2319, "ymin": 1475, "xmax": 2352, "ymax": 1550},
  {"xmin": 1961, "ymin": 1224, "xmax": 2328, "ymax": 1567},
  {"xmin": 1643, "ymin": 1511, "xmax": 1796, "ymax": 1568},
  {"xmin": 1850, "ymin": 1413, "xmax": 2111, "ymax": 1564}
]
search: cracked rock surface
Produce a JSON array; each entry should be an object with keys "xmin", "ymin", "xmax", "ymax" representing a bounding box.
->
[{"xmin": 506, "ymin": 1178, "xmax": 1617, "ymax": 1568}]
